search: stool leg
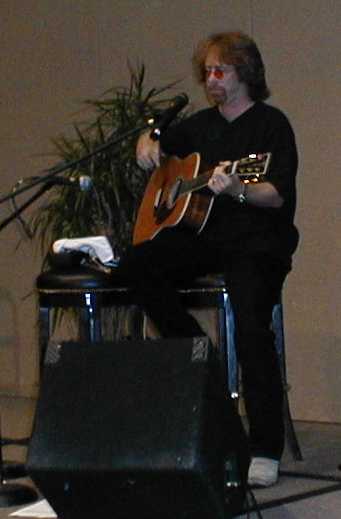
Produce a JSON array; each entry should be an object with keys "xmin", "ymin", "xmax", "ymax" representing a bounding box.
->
[
  {"xmin": 79, "ymin": 293, "xmax": 102, "ymax": 342},
  {"xmin": 38, "ymin": 305, "xmax": 50, "ymax": 372},
  {"xmin": 223, "ymin": 291, "xmax": 239, "ymax": 399},
  {"xmin": 272, "ymin": 303, "xmax": 303, "ymax": 461},
  {"xmin": 222, "ymin": 291, "xmax": 303, "ymax": 461}
]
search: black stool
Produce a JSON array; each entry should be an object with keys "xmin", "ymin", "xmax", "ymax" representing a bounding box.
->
[{"xmin": 36, "ymin": 266, "xmax": 302, "ymax": 460}]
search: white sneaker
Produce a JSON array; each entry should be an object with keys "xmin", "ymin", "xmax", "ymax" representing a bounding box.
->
[{"xmin": 247, "ymin": 457, "xmax": 279, "ymax": 487}]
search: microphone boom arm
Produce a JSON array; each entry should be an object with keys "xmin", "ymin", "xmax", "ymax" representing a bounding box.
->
[
  {"xmin": 0, "ymin": 93, "xmax": 189, "ymax": 233},
  {"xmin": 0, "ymin": 123, "xmax": 149, "ymax": 206},
  {"xmin": 0, "ymin": 182, "xmax": 56, "ymax": 232},
  {"xmin": 0, "ymin": 122, "xmax": 150, "ymax": 233}
]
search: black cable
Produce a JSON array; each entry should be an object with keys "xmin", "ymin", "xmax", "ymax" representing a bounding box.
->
[
  {"xmin": 280, "ymin": 469, "xmax": 341, "ymax": 483},
  {"xmin": 10, "ymin": 195, "xmax": 34, "ymax": 239},
  {"xmin": 0, "ymin": 416, "xmax": 3, "ymax": 484},
  {"xmin": 245, "ymin": 486, "xmax": 264, "ymax": 519},
  {"xmin": 7, "ymin": 177, "xmax": 40, "ymax": 238}
]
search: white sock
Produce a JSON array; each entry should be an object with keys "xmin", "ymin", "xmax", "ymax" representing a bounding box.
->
[{"xmin": 247, "ymin": 457, "xmax": 279, "ymax": 487}]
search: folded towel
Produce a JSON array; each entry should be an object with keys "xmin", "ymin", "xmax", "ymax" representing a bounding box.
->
[{"xmin": 53, "ymin": 236, "xmax": 117, "ymax": 265}]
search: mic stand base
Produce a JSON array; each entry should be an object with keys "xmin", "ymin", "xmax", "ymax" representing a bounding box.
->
[{"xmin": 2, "ymin": 460, "xmax": 27, "ymax": 480}]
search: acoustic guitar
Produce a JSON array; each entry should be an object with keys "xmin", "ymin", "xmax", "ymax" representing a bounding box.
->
[{"xmin": 133, "ymin": 152, "xmax": 271, "ymax": 245}]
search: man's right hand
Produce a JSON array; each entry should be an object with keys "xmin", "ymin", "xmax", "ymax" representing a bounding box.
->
[{"xmin": 136, "ymin": 132, "xmax": 161, "ymax": 171}]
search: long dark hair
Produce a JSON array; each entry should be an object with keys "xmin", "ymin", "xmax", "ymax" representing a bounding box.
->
[{"xmin": 192, "ymin": 31, "xmax": 270, "ymax": 101}]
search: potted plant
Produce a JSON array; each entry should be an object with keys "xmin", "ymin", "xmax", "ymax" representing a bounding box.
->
[
  {"xmin": 29, "ymin": 63, "xmax": 187, "ymax": 338},
  {"xmin": 31, "ymin": 64, "xmax": 184, "ymax": 257}
]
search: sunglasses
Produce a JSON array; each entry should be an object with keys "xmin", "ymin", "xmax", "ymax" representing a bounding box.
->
[{"xmin": 205, "ymin": 66, "xmax": 232, "ymax": 80}]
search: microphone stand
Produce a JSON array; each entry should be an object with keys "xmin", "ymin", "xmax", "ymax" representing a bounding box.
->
[
  {"xmin": 0, "ymin": 123, "xmax": 149, "ymax": 231},
  {"xmin": 0, "ymin": 181, "xmax": 61, "ymax": 233},
  {"xmin": 0, "ymin": 121, "xmax": 153, "ymax": 508}
]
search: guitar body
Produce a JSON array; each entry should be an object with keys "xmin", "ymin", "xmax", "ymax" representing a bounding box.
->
[
  {"xmin": 133, "ymin": 151, "xmax": 271, "ymax": 245},
  {"xmin": 133, "ymin": 153, "xmax": 214, "ymax": 245}
]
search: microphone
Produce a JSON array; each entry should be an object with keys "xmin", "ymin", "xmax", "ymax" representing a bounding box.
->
[
  {"xmin": 150, "ymin": 93, "xmax": 189, "ymax": 141},
  {"xmin": 46, "ymin": 175, "xmax": 93, "ymax": 192}
]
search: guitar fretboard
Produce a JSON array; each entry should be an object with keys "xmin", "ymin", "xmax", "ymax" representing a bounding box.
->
[{"xmin": 178, "ymin": 153, "xmax": 271, "ymax": 197}]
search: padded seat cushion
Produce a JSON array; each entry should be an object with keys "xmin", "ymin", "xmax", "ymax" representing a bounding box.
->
[
  {"xmin": 37, "ymin": 267, "xmax": 121, "ymax": 290},
  {"xmin": 37, "ymin": 266, "xmax": 226, "ymax": 292},
  {"xmin": 178, "ymin": 274, "xmax": 226, "ymax": 289}
]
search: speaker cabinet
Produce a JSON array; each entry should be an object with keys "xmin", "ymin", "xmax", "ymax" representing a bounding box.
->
[{"xmin": 28, "ymin": 337, "xmax": 247, "ymax": 519}]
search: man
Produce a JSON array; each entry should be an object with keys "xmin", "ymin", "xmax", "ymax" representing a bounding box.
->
[{"xmin": 118, "ymin": 31, "xmax": 299, "ymax": 487}]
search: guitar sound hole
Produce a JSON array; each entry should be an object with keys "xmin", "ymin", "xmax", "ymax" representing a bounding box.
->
[{"xmin": 154, "ymin": 203, "xmax": 171, "ymax": 223}]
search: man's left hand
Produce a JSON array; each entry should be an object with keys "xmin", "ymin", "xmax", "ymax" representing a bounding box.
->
[{"xmin": 208, "ymin": 161, "xmax": 244, "ymax": 197}]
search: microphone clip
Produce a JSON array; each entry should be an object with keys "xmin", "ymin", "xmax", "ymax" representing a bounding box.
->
[{"xmin": 149, "ymin": 93, "xmax": 189, "ymax": 141}]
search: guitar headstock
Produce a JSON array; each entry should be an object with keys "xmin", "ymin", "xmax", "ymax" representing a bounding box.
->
[{"xmin": 232, "ymin": 152, "xmax": 272, "ymax": 182}]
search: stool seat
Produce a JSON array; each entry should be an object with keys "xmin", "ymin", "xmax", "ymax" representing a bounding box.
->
[
  {"xmin": 177, "ymin": 274, "xmax": 226, "ymax": 289},
  {"xmin": 37, "ymin": 267, "xmax": 121, "ymax": 291},
  {"xmin": 37, "ymin": 269, "xmax": 228, "ymax": 311},
  {"xmin": 37, "ymin": 267, "xmax": 136, "ymax": 309},
  {"xmin": 37, "ymin": 269, "xmax": 227, "ymax": 291}
]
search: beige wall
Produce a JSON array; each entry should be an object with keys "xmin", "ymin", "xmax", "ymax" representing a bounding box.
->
[{"xmin": 1, "ymin": 1, "xmax": 340, "ymax": 421}]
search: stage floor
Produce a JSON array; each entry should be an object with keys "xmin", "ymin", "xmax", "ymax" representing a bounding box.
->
[{"xmin": 1, "ymin": 396, "xmax": 341, "ymax": 518}]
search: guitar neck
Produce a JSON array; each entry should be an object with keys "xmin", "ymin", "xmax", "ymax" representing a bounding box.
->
[
  {"xmin": 179, "ymin": 153, "xmax": 271, "ymax": 196},
  {"xmin": 181, "ymin": 170, "xmax": 212, "ymax": 193}
]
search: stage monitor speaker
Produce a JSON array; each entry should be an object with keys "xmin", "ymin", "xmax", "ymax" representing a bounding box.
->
[{"xmin": 27, "ymin": 337, "xmax": 248, "ymax": 519}]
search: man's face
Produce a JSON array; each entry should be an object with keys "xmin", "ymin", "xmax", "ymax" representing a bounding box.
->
[{"xmin": 204, "ymin": 46, "xmax": 245, "ymax": 106}]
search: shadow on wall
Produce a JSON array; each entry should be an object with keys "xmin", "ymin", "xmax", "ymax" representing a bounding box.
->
[{"xmin": 0, "ymin": 287, "xmax": 20, "ymax": 391}]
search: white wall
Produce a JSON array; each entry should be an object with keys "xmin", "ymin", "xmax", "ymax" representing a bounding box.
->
[{"xmin": 1, "ymin": 0, "xmax": 340, "ymax": 422}]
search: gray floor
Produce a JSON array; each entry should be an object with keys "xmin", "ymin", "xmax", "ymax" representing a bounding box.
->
[
  {"xmin": 237, "ymin": 420, "xmax": 341, "ymax": 518},
  {"xmin": 1, "ymin": 396, "xmax": 341, "ymax": 518}
]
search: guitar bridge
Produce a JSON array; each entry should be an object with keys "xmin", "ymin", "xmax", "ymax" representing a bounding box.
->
[
  {"xmin": 167, "ymin": 177, "xmax": 183, "ymax": 209},
  {"xmin": 154, "ymin": 189, "xmax": 162, "ymax": 209}
]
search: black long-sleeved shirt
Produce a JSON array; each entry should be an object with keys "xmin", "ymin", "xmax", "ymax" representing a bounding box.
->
[{"xmin": 160, "ymin": 102, "xmax": 299, "ymax": 264}]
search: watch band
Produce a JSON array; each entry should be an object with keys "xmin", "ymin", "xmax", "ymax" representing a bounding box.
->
[{"xmin": 236, "ymin": 182, "xmax": 247, "ymax": 204}]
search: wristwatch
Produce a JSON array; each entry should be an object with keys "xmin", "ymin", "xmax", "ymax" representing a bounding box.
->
[{"xmin": 235, "ymin": 182, "xmax": 247, "ymax": 204}]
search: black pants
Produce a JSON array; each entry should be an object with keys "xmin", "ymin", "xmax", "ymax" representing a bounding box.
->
[{"xmin": 118, "ymin": 228, "xmax": 289, "ymax": 460}]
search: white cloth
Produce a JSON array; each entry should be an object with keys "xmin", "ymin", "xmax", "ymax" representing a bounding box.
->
[
  {"xmin": 53, "ymin": 236, "xmax": 115, "ymax": 265},
  {"xmin": 10, "ymin": 498, "xmax": 57, "ymax": 518}
]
